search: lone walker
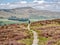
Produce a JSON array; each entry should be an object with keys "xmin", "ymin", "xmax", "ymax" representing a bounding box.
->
[
  {"xmin": 28, "ymin": 20, "xmax": 30, "ymax": 30},
  {"xmin": 28, "ymin": 20, "xmax": 30, "ymax": 24}
]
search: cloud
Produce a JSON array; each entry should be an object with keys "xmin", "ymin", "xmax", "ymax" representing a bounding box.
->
[
  {"xmin": 0, "ymin": 3, "xmax": 10, "ymax": 5},
  {"xmin": 31, "ymin": 0, "xmax": 60, "ymax": 11},
  {"xmin": 0, "ymin": 1, "xmax": 28, "ymax": 9},
  {"xmin": 33, "ymin": 2, "xmax": 60, "ymax": 11},
  {"xmin": 0, "ymin": 0, "xmax": 60, "ymax": 12},
  {"xmin": 20, "ymin": 1, "xmax": 27, "ymax": 4},
  {"xmin": 33, "ymin": 0, "xmax": 47, "ymax": 4}
]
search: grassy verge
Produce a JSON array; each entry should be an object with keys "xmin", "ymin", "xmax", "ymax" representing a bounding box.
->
[
  {"xmin": 38, "ymin": 37, "xmax": 48, "ymax": 45},
  {"xmin": 33, "ymin": 30, "xmax": 48, "ymax": 45},
  {"xmin": 17, "ymin": 38, "xmax": 33, "ymax": 45}
]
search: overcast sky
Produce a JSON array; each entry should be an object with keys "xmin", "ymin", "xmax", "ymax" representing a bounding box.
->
[{"xmin": 0, "ymin": 0, "xmax": 60, "ymax": 12}]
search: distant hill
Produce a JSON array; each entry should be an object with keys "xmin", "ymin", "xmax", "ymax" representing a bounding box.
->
[{"xmin": 0, "ymin": 7, "xmax": 60, "ymax": 19}]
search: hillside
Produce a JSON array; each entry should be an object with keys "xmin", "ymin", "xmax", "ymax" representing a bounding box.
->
[
  {"xmin": 31, "ymin": 19, "xmax": 60, "ymax": 45},
  {"xmin": 0, "ymin": 7, "xmax": 60, "ymax": 19},
  {"xmin": 0, "ymin": 23, "xmax": 33, "ymax": 45}
]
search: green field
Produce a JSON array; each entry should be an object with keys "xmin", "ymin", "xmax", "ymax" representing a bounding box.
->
[{"xmin": 0, "ymin": 19, "xmax": 28, "ymax": 25}]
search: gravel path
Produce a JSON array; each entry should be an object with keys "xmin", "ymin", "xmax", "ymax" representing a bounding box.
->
[
  {"xmin": 32, "ymin": 30, "xmax": 39, "ymax": 45},
  {"xmin": 28, "ymin": 24, "xmax": 39, "ymax": 45}
]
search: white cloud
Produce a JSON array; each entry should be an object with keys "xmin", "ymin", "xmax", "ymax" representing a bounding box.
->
[
  {"xmin": 20, "ymin": 1, "xmax": 27, "ymax": 4},
  {"xmin": 0, "ymin": 3, "xmax": 6, "ymax": 5},
  {"xmin": 0, "ymin": 1, "xmax": 28, "ymax": 9},
  {"xmin": 7, "ymin": 3, "xmax": 10, "ymax": 5},
  {"xmin": 0, "ymin": 3, "xmax": 10, "ymax": 5},
  {"xmin": 33, "ymin": 2, "xmax": 60, "ymax": 11},
  {"xmin": 33, "ymin": 0, "xmax": 47, "ymax": 4},
  {"xmin": 32, "ymin": 0, "xmax": 60, "ymax": 11},
  {"xmin": 0, "ymin": 0, "xmax": 60, "ymax": 12},
  {"xmin": 33, "ymin": 0, "xmax": 37, "ymax": 2},
  {"xmin": 38, "ymin": 0, "xmax": 46, "ymax": 4}
]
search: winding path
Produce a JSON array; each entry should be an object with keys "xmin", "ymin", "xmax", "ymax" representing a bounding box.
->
[
  {"xmin": 28, "ymin": 24, "xmax": 39, "ymax": 45},
  {"xmin": 32, "ymin": 30, "xmax": 39, "ymax": 45}
]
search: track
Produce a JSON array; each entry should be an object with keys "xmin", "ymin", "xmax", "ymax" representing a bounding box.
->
[{"xmin": 28, "ymin": 24, "xmax": 39, "ymax": 45}]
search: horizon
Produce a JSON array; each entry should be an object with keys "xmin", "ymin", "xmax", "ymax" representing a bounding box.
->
[{"xmin": 0, "ymin": 0, "xmax": 60, "ymax": 12}]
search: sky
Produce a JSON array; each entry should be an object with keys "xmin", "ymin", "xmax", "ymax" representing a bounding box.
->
[
  {"xmin": 0, "ymin": 0, "xmax": 60, "ymax": 12},
  {"xmin": 0, "ymin": 0, "xmax": 60, "ymax": 3},
  {"xmin": 0, "ymin": 0, "xmax": 33, "ymax": 4}
]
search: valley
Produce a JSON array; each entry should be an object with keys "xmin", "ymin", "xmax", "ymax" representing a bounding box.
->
[{"xmin": 0, "ymin": 7, "xmax": 60, "ymax": 45}]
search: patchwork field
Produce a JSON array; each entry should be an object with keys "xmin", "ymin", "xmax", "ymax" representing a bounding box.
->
[{"xmin": 0, "ymin": 19, "xmax": 28, "ymax": 26}]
